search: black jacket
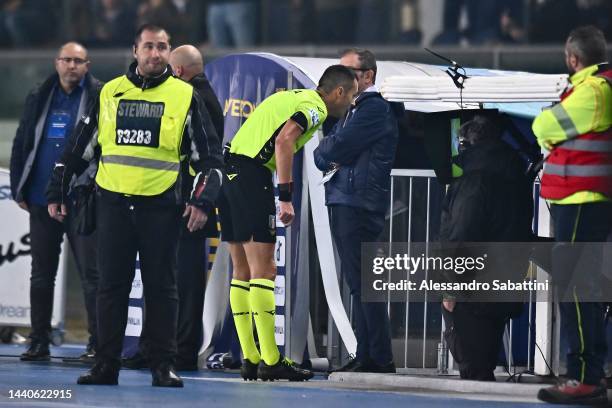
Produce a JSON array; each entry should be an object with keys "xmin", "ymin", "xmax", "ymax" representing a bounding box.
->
[
  {"xmin": 181, "ymin": 72, "xmax": 225, "ymax": 239},
  {"xmin": 313, "ymin": 91, "xmax": 403, "ymax": 214},
  {"xmin": 190, "ymin": 73, "xmax": 224, "ymax": 139},
  {"xmin": 10, "ymin": 72, "xmax": 103, "ymax": 203},
  {"xmin": 439, "ymin": 138, "xmax": 533, "ymax": 317},
  {"xmin": 440, "ymin": 138, "xmax": 534, "ymax": 243},
  {"xmin": 46, "ymin": 62, "xmax": 224, "ymax": 215}
]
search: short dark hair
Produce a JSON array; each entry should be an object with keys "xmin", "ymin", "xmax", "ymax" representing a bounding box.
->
[
  {"xmin": 459, "ymin": 114, "xmax": 501, "ymax": 146},
  {"xmin": 318, "ymin": 65, "xmax": 357, "ymax": 94},
  {"xmin": 566, "ymin": 26, "xmax": 607, "ymax": 67},
  {"xmin": 341, "ymin": 48, "xmax": 378, "ymax": 83},
  {"xmin": 134, "ymin": 24, "xmax": 170, "ymax": 46}
]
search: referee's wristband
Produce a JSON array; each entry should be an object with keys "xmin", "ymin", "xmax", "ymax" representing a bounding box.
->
[{"xmin": 278, "ymin": 182, "xmax": 293, "ymax": 202}]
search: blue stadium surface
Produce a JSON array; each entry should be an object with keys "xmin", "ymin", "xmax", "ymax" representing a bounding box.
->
[{"xmin": 0, "ymin": 344, "xmax": 550, "ymax": 407}]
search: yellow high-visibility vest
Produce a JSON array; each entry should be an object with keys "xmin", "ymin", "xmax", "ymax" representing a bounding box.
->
[
  {"xmin": 532, "ymin": 64, "xmax": 612, "ymax": 204},
  {"xmin": 96, "ymin": 75, "xmax": 193, "ymax": 196}
]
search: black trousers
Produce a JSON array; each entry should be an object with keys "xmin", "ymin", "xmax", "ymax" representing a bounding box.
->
[
  {"xmin": 176, "ymin": 234, "xmax": 207, "ymax": 366},
  {"xmin": 551, "ymin": 202, "xmax": 612, "ymax": 385},
  {"xmin": 28, "ymin": 204, "xmax": 98, "ymax": 348},
  {"xmin": 95, "ymin": 189, "xmax": 180, "ymax": 369},
  {"xmin": 442, "ymin": 303, "xmax": 507, "ymax": 381},
  {"xmin": 137, "ymin": 226, "xmax": 212, "ymax": 367},
  {"xmin": 330, "ymin": 205, "xmax": 393, "ymax": 365}
]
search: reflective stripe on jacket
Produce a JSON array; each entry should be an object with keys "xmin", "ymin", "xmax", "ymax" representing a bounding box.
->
[
  {"xmin": 533, "ymin": 64, "xmax": 612, "ymax": 201},
  {"xmin": 96, "ymin": 75, "xmax": 193, "ymax": 196}
]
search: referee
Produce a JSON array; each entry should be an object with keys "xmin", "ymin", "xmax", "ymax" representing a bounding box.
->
[
  {"xmin": 219, "ymin": 65, "xmax": 357, "ymax": 381},
  {"xmin": 46, "ymin": 24, "xmax": 223, "ymax": 387}
]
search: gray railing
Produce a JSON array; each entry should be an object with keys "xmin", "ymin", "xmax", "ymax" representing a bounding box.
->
[{"xmin": 386, "ymin": 169, "xmax": 547, "ymax": 375}]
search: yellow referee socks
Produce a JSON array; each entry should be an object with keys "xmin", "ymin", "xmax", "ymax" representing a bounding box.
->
[
  {"xmin": 249, "ymin": 278, "xmax": 280, "ymax": 366},
  {"xmin": 230, "ymin": 279, "xmax": 261, "ymax": 364}
]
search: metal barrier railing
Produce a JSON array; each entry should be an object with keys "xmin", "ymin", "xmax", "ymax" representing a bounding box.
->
[
  {"xmin": 388, "ymin": 169, "xmax": 443, "ymax": 370},
  {"xmin": 387, "ymin": 169, "xmax": 548, "ymax": 374}
]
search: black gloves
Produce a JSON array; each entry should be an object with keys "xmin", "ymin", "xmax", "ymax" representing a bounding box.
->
[{"xmin": 189, "ymin": 168, "xmax": 222, "ymax": 214}]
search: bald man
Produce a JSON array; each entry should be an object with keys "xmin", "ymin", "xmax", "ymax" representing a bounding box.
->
[
  {"xmin": 172, "ymin": 44, "xmax": 224, "ymax": 370},
  {"xmin": 10, "ymin": 42, "xmax": 103, "ymax": 362},
  {"xmin": 124, "ymin": 45, "xmax": 224, "ymax": 371},
  {"xmin": 170, "ymin": 45, "xmax": 224, "ymax": 138}
]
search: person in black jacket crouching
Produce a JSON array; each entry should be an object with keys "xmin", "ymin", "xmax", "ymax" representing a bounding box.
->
[{"xmin": 439, "ymin": 114, "xmax": 533, "ymax": 381}]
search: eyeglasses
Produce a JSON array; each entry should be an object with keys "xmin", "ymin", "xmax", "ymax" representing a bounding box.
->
[
  {"xmin": 345, "ymin": 66, "xmax": 373, "ymax": 72},
  {"xmin": 57, "ymin": 57, "xmax": 88, "ymax": 65}
]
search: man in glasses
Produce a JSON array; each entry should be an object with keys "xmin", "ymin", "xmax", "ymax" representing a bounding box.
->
[
  {"xmin": 10, "ymin": 42, "xmax": 102, "ymax": 363},
  {"xmin": 314, "ymin": 48, "xmax": 404, "ymax": 373}
]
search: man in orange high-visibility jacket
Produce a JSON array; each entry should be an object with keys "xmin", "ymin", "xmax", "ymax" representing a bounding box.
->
[{"xmin": 533, "ymin": 25, "xmax": 611, "ymax": 406}]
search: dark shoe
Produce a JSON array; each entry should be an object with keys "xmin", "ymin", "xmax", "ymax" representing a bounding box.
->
[
  {"xmin": 122, "ymin": 352, "xmax": 149, "ymax": 370},
  {"xmin": 537, "ymin": 379, "xmax": 608, "ymax": 405},
  {"xmin": 332, "ymin": 356, "xmax": 364, "ymax": 373},
  {"xmin": 77, "ymin": 362, "xmax": 119, "ymax": 385},
  {"xmin": 368, "ymin": 361, "xmax": 396, "ymax": 374},
  {"xmin": 79, "ymin": 347, "xmax": 96, "ymax": 364},
  {"xmin": 0, "ymin": 327, "xmax": 15, "ymax": 344},
  {"xmin": 222, "ymin": 353, "xmax": 242, "ymax": 369},
  {"xmin": 151, "ymin": 363, "xmax": 184, "ymax": 388},
  {"xmin": 459, "ymin": 368, "xmax": 495, "ymax": 382},
  {"xmin": 240, "ymin": 359, "xmax": 258, "ymax": 381},
  {"xmin": 333, "ymin": 357, "xmax": 395, "ymax": 374},
  {"xmin": 258, "ymin": 356, "xmax": 314, "ymax": 382},
  {"xmin": 20, "ymin": 342, "xmax": 50, "ymax": 361}
]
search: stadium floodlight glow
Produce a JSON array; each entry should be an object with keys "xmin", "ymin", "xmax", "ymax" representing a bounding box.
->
[{"xmin": 380, "ymin": 74, "xmax": 568, "ymax": 103}]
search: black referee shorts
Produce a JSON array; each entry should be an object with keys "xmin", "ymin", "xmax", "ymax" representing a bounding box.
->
[{"xmin": 218, "ymin": 154, "xmax": 276, "ymax": 243}]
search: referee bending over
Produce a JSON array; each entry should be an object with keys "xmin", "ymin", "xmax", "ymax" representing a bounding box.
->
[{"xmin": 219, "ymin": 65, "xmax": 357, "ymax": 381}]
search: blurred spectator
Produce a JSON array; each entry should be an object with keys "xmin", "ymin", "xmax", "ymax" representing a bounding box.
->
[
  {"xmin": 531, "ymin": 0, "xmax": 612, "ymax": 44},
  {"xmin": 88, "ymin": 0, "xmax": 136, "ymax": 47},
  {"xmin": 0, "ymin": 0, "xmax": 55, "ymax": 47},
  {"xmin": 434, "ymin": 0, "xmax": 525, "ymax": 45},
  {"xmin": 355, "ymin": 0, "xmax": 391, "ymax": 44},
  {"xmin": 499, "ymin": 1, "xmax": 525, "ymax": 43},
  {"xmin": 207, "ymin": 0, "xmax": 258, "ymax": 48},
  {"xmin": 393, "ymin": 0, "xmax": 422, "ymax": 44},
  {"xmin": 65, "ymin": 0, "xmax": 94, "ymax": 46},
  {"xmin": 181, "ymin": 0, "xmax": 209, "ymax": 45},
  {"xmin": 529, "ymin": 0, "xmax": 580, "ymax": 43},
  {"xmin": 264, "ymin": 0, "xmax": 310, "ymax": 45},
  {"xmin": 0, "ymin": 2, "xmax": 606, "ymax": 52},
  {"xmin": 576, "ymin": 0, "xmax": 612, "ymax": 38},
  {"xmin": 314, "ymin": 0, "xmax": 356, "ymax": 44},
  {"xmin": 138, "ymin": 0, "xmax": 186, "ymax": 45}
]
